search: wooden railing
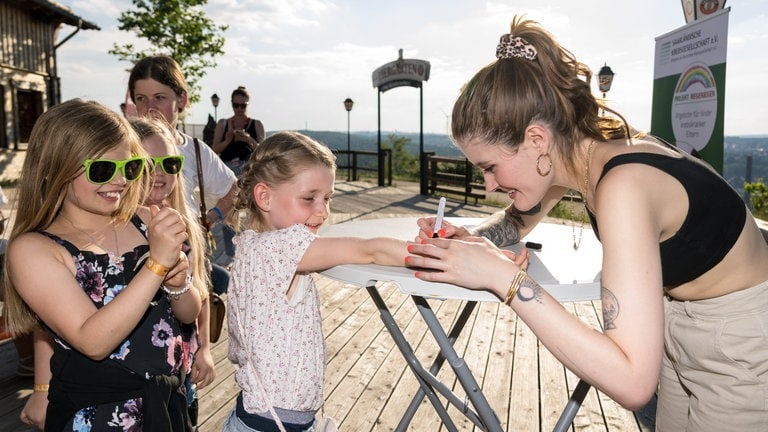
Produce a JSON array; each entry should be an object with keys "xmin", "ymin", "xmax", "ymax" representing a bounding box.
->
[
  {"xmin": 336, "ymin": 149, "xmax": 392, "ymax": 186},
  {"xmin": 423, "ymin": 152, "xmax": 486, "ymax": 204}
]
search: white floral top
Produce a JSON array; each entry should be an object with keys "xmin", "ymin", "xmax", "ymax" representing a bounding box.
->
[{"xmin": 228, "ymin": 224, "xmax": 325, "ymax": 416}]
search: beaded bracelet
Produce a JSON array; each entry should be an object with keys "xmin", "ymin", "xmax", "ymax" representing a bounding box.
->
[
  {"xmin": 503, "ymin": 269, "xmax": 528, "ymax": 306},
  {"xmin": 162, "ymin": 275, "xmax": 193, "ymax": 301},
  {"xmin": 34, "ymin": 383, "xmax": 49, "ymax": 392}
]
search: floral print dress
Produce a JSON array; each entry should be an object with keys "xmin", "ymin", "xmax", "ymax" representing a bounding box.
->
[{"xmin": 41, "ymin": 215, "xmax": 191, "ymax": 431}]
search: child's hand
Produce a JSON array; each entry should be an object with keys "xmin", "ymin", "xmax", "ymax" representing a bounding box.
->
[
  {"xmin": 191, "ymin": 346, "xmax": 216, "ymax": 389},
  {"xmin": 163, "ymin": 252, "xmax": 190, "ymax": 289},
  {"xmin": 20, "ymin": 390, "xmax": 48, "ymax": 430},
  {"xmin": 147, "ymin": 205, "xmax": 188, "ymax": 268}
]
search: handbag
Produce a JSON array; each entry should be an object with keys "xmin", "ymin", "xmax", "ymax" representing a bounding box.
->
[
  {"xmin": 208, "ymin": 291, "xmax": 226, "ymax": 343},
  {"xmin": 231, "ymin": 296, "xmax": 339, "ymax": 432},
  {"xmin": 193, "ymin": 137, "xmax": 226, "ymax": 343}
]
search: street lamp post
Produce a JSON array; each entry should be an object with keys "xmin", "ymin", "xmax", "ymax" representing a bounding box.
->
[
  {"xmin": 597, "ymin": 63, "xmax": 615, "ymax": 116},
  {"xmin": 344, "ymin": 98, "xmax": 354, "ymax": 181},
  {"xmin": 211, "ymin": 93, "xmax": 220, "ymax": 121}
]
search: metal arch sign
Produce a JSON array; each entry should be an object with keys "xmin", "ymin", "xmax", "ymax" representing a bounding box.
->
[{"xmin": 372, "ymin": 50, "xmax": 430, "ymax": 92}]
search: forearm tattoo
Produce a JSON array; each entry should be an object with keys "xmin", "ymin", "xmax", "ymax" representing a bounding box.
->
[
  {"xmin": 601, "ymin": 285, "xmax": 619, "ymax": 330},
  {"xmin": 472, "ymin": 203, "xmax": 541, "ymax": 247},
  {"xmin": 513, "ymin": 272, "xmax": 544, "ymax": 304}
]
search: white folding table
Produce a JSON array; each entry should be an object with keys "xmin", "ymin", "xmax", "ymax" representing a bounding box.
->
[{"xmin": 319, "ymin": 217, "xmax": 602, "ymax": 431}]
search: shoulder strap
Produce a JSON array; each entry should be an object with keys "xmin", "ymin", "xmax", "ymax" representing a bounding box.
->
[
  {"xmin": 193, "ymin": 138, "xmax": 207, "ymax": 216},
  {"xmin": 193, "ymin": 138, "xmax": 218, "ymax": 254}
]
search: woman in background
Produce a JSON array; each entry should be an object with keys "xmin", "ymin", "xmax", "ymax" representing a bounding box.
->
[{"xmin": 212, "ymin": 86, "xmax": 265, "ymax": 177}]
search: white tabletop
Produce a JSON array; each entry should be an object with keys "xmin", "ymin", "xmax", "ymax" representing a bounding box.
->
[{"xmin": 319, "ymin": 217, "xmax": 602, "ymax": 303}]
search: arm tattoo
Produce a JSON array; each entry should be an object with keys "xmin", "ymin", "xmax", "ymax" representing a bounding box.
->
[
  {"xmin": 472, "ymin": 203, "xmax": 541, "ymax": 247},
  {"xmin": 601, "ymin": 286, "xmax": 619, "ymax": 330},
  {"xmin": 514, "ymin": 272, "xmax": 544, "ymax": 304}
]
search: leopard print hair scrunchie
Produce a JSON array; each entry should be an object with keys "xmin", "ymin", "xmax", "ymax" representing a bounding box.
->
[{"xmin": 495, "ymin": 34, "xmax": 537, "ymax": 60}]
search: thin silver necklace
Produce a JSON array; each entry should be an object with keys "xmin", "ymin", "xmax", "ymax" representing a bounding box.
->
[
  {"xmin": 61, "ymin": 213, "xmax": 121, "ymax": 264},
  {"xmin": 582, "ymin": 139, "xmax": 597, "ymax": 211},
  {"xmin": 573, "ymin": 140, "xmax": 597, "ymax": 251}
]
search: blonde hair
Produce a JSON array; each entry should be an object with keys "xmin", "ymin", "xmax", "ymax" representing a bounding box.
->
[
  {"xmin": 129, "ymin": 117, "xmax": 210, "ymax": 299},
  {"xmin": 232, "ymin": 131, "xmax": 336, "ymax": 231},
  {"xmin": 451, "ymin": 16, "xmax": 630, "ymax": 178},
  {"xmin": 4, "ymin": 99, "xmax": 151, "ymax": 334}
]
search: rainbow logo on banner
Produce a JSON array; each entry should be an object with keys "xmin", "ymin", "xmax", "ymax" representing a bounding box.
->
[
  {"xmin": 671, "ymin": 62, "xmax": 718, "ymax": 153},
  {"xmin": 675, "ymin": 65, "xmax": 716, "ymax": 93}
]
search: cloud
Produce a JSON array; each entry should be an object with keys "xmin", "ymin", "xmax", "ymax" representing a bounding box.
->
[{"xmin": 55, "ymin": 0, "xmax": 768, "ymax": 135}]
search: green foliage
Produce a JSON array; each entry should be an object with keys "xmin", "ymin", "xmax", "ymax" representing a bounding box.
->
[
  {"xmin": 382, "ymin": 134, "xmax": 419, "ymax": 180},
  {"xmin": 548, "ymin": 193, "xmax": 590, "ymax": 223},
  {"xmin": 108, "ymin": 0, "xmax": 227, "ymax": 104},
  {"xmin": 744, "ymin": 179, "xmax": 768, "ymax": 219}
]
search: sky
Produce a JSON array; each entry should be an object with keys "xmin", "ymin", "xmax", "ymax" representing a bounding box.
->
[{"xmin": 55, "ymin": 0, "xmax": 767, "ymax": 136}]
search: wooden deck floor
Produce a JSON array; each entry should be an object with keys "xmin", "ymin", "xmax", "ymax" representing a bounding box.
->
[{"xmin": 0, "ymin": 180, "xmax": 655, "ymax": 431}]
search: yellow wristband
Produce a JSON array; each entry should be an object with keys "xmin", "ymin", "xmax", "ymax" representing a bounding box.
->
[
  {"xmin": 34, "ymin": 383, "xmax": 49, "ymax": 392},
  {"xmin": 145, "ymin": 256, "xmax": 170, "ymax": 277}
]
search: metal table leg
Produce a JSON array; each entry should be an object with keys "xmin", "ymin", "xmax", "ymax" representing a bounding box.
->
[
  {"xmin": 365, "ymin": 284, "xmax": 460, "ymax": 431},
  {"xmin": 412, "ymin": 295, "xmax": 503, "ymax": 432},
  {"xmin": 553, "ymin": 379, "xmax": 591, "ymax": 432},
  {"xmin": 399, "ymin": 299, "xmax": 478, "ymax": 427}
]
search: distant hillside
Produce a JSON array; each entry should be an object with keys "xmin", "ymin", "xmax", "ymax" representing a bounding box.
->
[{"xmin": 266, "ymin": 130, "xmax": 768, "ymax": 194}]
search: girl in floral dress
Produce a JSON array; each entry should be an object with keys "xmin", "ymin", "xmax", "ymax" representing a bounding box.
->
[
  {"xmin": 4, "ymin": 99, "xmax": 203, "ymax": 431},
  {"xmin": 223, "ymin": 131, "xmax": 408, "ymax": 432}
]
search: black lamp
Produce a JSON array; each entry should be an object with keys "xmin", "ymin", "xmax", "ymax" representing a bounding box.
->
[
  {"xmin": 597, "ymin": 63, "xmax": 615, "ymax": 98},
  {"xmin": 597, "ymin": 64, "xmax": 615, "ymax": 116},
  {"xmin": 343, "ymin": 98, "xmax": 354, "ymax": 181}
]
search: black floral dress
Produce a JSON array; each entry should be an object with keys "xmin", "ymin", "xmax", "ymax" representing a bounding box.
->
[{"xmin": 41, "ymin": 215, "xmax": 193, "ymax": 431}]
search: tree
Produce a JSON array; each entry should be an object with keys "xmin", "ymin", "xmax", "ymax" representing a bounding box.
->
[
  {"xmin": 745, "ymin": 179, "xmax": 768, "ymax": 220},
  {"xmin": 382, "ymin": 134, "xmax": 419, "ymax": 180},
  {"xmin": 108, "ymin": 0, "xmax": 227, "ymax": 104}
]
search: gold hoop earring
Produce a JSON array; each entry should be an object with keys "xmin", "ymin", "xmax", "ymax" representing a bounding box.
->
[{"xmin": 536, "ymin": 153, "xmax": 552, "ymax": 176}]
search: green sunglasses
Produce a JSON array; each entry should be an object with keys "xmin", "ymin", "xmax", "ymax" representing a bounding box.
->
[
  {"xmin": 150, "ymin": 155, "xmax": 185, "ymax": 175},
  {"xmin": 82, "ymin": 157, "xmax": 146, "ymax": 185}
]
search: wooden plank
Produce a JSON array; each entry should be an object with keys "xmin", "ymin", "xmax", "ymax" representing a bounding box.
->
[
  {"xmin": 478, "ymin": 303, "xmax": 518, "ymax": 431},
  {"xmin": 538, "ymin": 333, "xmax": 570, "ymax": 431},
  {"xmin": 323, "ymin": 283, "xmax": 399, "ymax": 412},
  {"xmin": 324, "ymin": 284, "xmax": 417, "ymax": 430},
  {"xmin": 197, "ymin": 318, "xmax": 239, "ymax": 432},
  {"xmin": 563, "ymin": 301, "xmax": 609, "ymax": 432},
  {"xmin": 508, "ymin": 313, "xmax": 540, "ymax": 431},
  {"xmin": 375, "ymin": 297, "xmax": 462, "ymax": 431},
  {"xmin": 0, "ymin": 377, "xmax": 36, "ymax": 432}
]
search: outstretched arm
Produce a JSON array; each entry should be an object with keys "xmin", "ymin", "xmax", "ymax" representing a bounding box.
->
[{"xmin": 298, "ymin": 236, "xmax": 408, "ymax": 273}]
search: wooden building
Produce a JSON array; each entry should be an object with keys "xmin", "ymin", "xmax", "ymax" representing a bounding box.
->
[{"xmin": 0, "ymin": 0, "xmax": 98, "ymax": 150}]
